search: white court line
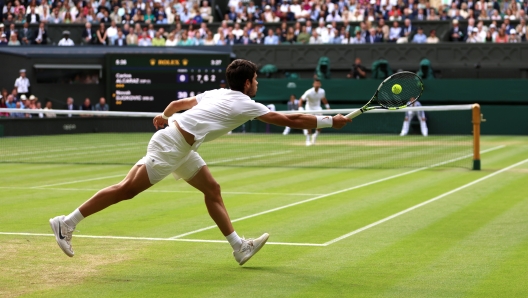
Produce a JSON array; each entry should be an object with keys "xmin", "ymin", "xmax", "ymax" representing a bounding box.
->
[
  {"xmin": 35, "ymin": 174, "xmax": 125, "ymax": 188},
  {"xmin": 0, "ymin": 232, "xmax": 324, "ymax": 247},
  {"xmin": 208, "ymin": 151, "xmax": 293, "ymax": 165},
  {"xmin": 0, "ymin": 186, "xmax": 320, "ymax": 196},
  {"xmin": 324, "ymin": 156, "xmax": 528, "ymax": 246},
  {"xmin": 169, "ymin": 146, "xmax": 506, "ymax": 239}
]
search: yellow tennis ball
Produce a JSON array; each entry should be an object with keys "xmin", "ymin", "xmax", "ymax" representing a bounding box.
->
[{"xmin": 392, "ymin": 84, "xmax": 402, "ymax": 94}]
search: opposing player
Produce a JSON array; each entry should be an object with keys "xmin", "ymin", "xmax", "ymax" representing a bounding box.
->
[
  {"xmin": 298, "ymin": 79, "xmax": 331, "ymax": 146},
  {"xmin": 399, "ymin": 98, "xmax": 428, "ymax": 136},
  {"xmin": 49, "ymin": 59, "xmax": 351, "ymax": 266}
]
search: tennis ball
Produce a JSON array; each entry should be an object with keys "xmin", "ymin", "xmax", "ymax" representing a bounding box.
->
[{"xmin": 392, "ymin": 84, "xmax": 402, "ymax": 94}]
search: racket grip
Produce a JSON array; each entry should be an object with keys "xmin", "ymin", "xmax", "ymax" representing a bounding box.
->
[{"xmin": 345, "ymin": 109, "xmax": 363, "ymax": 119}]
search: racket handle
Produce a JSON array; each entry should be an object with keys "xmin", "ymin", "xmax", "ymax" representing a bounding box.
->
[{"xmin": 345, "ymin": 109, "xmax": 363, "ymax": 119}]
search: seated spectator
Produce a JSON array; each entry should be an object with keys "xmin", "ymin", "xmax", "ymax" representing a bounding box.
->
[
  {"xmin": 165, "ymin": 33, "xmax": 178, "ymax": 46},
  {"xmin": 27, "ymin": 7, "xmax": 40, "ymax": 24},
  {"xmin": 389, "ymin": 21, "xmax": 402, "ymax": 42},
  {"xmin": 0, "ymin": 33, "xmax": 8, "ymax": 46},
  {"xmin": 8, "ymin": 32, "xmax": 20, "ymax": 45},
  {"xmin": 12, "ymin": 101, "xmax": 25, "ymax": 118},
  {"xmin": 96, "ymin": 23, "xmax": 108, "ymax": 45},
  {"xmin": 0, "ymin": 95, "xmax": 8, "ymax": 117},
  {"xmin": 138, "ymin": 31, "xmax": 152, "ymax": 46},
  {"xmin": 126, "ymin": 29, "xmax": 139, "ymax": 46},
  {"xmin": 283, "ymin": 27, "xmax": 297, "ymax": 43},
  {"xmin": 114, "ymin": 30, "xmax": 127, "ymax": 46},
  {"xmin": 297, "ymin": 25, "xmax": 310, "ymax": 44},
  {"xmin": 426, "ymin": 29, "xmax": 440, "ymax": 43},
  {"xmin": 495, "ymin": 28, "xmax": 508, "ymax": 43},
  {"xmin": 309, "ymin": 30, "xmax": 322, "ymax": 44},
  {"xmin": 94, "ymin": 97, "xmax": 109, "ymax": 112},
  {"xmin": 152, "ymin": 31, "xmax": 165, "ymax": 46},
  {"xmin": 412, "ymin": 27, "xmax": 427, "ymax": 43},
  {"xmin": 178, "ymin": 31, "xmax": 195, "ymax": 45},
  {"xmin": 448, "ymin": 19, "xmax": 465, "ymax": 42},
  {"xmin": 80, "ymin": 98, "xmax": 93, "ymax": 117},
  {"xmin": 5, "ymin": 95, "xmax": 16, "ymax": 109},
  {"xmin": 106, "ymin": 21, "xmax": 119, "ymax": 45},
  {"xmin": 508, "ymin": 29, "xmax": 521, "ymax": 42},
  {"xmin": 264, "ymin": 28, "xmax": 279, "ymax": 44},
  {"xmin": 201, "ymin": 1, "xmax": 213, "ymax": 23},
  {"xmin": 43, "ymin": 101, "xmax": 56, "ymax": 118},
  {"xmin": 466, "ymin": 27, "xmax": 480, "ymax": 43},
  {"xmin": 82, "ymin": 22, "xmax": 95, "ymax": 45},
  {"xmin": 263, "ymin": 5, "xmax": 280, "ymax": 22},
  {"xmin": 48, "ymin": 7, "xmax": 62, "ymax": 23},
  {"xmin": 58, "ymin": 30, "xmax": 75, "ymax": 46},
  {"xmin": 351, "ymin": 31, "xmax": 365, "ymax": 44}
]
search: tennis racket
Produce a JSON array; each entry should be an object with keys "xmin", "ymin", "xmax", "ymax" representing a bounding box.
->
[{"xmin": 346, "ymin": 71, "xmax": 424, "ymax": 119}]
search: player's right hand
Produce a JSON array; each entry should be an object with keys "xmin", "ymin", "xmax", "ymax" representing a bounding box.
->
[
  {"xmin": 332, "ymin": 114, "xmax": 352, "ymax": 129},
  {"xmin": 153, "ymin": 115, "xmax": 168, "ymax": 129}
]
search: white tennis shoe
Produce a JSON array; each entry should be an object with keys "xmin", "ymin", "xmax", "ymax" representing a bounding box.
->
[
  {"xmin": 233, "ymin": 233, "xmax": 269, "ymax": 265},
  {"xmin": 49, "ymin": 215, "xmax": 75, "ymax": 257}
]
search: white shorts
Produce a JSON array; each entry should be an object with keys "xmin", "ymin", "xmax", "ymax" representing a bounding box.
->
[
  {"xmin": 135, "ymin": 126, "xmax": 206, "ymax": 184},
  {"xmin": 305, "ymin": 105, "xmax": 323, "ymax": 116}
]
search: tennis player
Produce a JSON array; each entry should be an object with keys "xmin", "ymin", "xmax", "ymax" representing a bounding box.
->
[
  {"xmin": 298, "ymin": 78, "xmax": 331, "ymax": 146},
  {"xmin": 49, "ymin": 59, "xmax": 351, "ymax": 265},
  {"xmin": 399, "ymin": 99, "xmax": 428, "ymax": 137}
]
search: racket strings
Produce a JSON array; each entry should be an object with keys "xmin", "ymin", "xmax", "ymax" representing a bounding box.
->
[{"xmin": 377, "ymin": 72, "xmax": 423, "ymax": 108}]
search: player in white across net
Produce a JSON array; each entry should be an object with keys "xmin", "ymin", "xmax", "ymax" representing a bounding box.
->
[
  {"xmin": 400, "ymin": 99, "xmax": 428, "ymax": 137},
  {"xmin": 49, "ymin": 59, "xmax": 351, "ymax": 266},
  {"xmin": 298, "ymin": 79, "xmax": 331, "ymax": 146}
]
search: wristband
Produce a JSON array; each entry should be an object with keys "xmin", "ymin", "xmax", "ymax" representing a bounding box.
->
[
  {"xmin": 316, "ymin": 116, "xmax": 333, "ymax": 128},
  {"xmin": 325, "ymin": 104, "xmax": 330, "ymax": 109},
  {"xmin": 161, "ymin": 113, "xmax": 169, "ymax": 120}
]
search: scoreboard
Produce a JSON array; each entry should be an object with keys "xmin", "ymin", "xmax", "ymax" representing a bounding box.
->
[{"xmin": 106, "ymin": 53, "xmax": 231, "ymax": 112}]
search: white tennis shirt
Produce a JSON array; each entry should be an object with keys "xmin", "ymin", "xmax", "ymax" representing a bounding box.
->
[
  {"xmin": 301, "ymin": 87, "xmax": 325, "ymax": 109},
  {"xmin": 172, "ymin": 88, "xmax": 270, "ymax": 146}
]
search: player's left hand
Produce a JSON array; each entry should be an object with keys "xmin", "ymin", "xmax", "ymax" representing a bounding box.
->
[{"xmin": 153, "ymin": 115, "xmax": 168, "ymax": 129}]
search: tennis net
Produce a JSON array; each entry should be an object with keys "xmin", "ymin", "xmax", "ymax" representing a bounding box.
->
[{"xmin": 0, "ymin": 105, "xmax": 481, "ymax": 169}]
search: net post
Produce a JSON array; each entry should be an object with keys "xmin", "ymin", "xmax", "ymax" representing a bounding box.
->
[{"xmin": 472, "ymin": 104, "xmax": 481, "ymax": 170}]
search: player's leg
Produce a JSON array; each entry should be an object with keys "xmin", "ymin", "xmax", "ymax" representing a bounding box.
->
[
  {"xmin": 185, "ymin": 166, "xmax": 234, "ymax": 237},
  {"xmin": 312, "ymin": 128, "xmax": 322, "ymax": 144},
  {"xmin": 78, "ymin": 164, "xmax": 153, "ymax": 217},
  {"xmin": 49, "ymin": 164, "xmax": 153, "ymax": 257},
  {"xmin": 283, "ymin": 126, "xmax": 291, "ymax": 135},
  {"xmin": 183, "ymin": 158, "xmax": 269, "ymax": 265},
  {"xmin": 419, "ymin": 118, "xmax": 428, "ymax": 136},
  {"xmin": 400, "ymin": 111, "xmax": 414, "ymax": 136}
]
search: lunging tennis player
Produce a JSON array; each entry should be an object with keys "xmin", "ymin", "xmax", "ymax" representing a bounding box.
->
[{"xmin": 49, "ymin": 59, "xmax": 351, "ymax": 265}]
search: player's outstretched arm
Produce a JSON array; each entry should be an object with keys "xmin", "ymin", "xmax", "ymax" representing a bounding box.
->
[
  {"xmin": 257, "ymin": 112, "xmax": 351, "ymax": 130},
  {"xmin": 153, "ymin": 97, "xmax": 198, "ymax": 129}
]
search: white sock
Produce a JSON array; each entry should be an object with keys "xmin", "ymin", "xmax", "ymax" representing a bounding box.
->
[
  {"xmin": 64, "ymin": 208, "xmax": 85, "ymax": 228},
  {"xmin": 306, "ymin": 134, "xmax": 311, "ymax": 142},
  {"xmin": 226, "ymin": 231, "xmax": 243, "ymax": 251},
  {"xmin": 311, "ymin": 131, "xmax": 319, "ymax": 143},
  {"xmin": 303, "ymin": 129, "xmax": 308, "ymax": 136}
]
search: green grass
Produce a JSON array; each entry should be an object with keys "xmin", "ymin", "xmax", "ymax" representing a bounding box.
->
[
  {"xmin": 1, "ymin": 135, "xmax": 528, "ymax": 297},
  {"xmin": 1, "ymin": 133, "xmax": 474, "ymax": 168}
]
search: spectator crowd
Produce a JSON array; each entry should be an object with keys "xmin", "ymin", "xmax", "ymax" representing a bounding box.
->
[
  {"xmin": 0, "ymin": 0, "xmax": 527, "ymax": 46},
  {"xmin": 0, "ymin": 68, "xmax": 109, "ymax": 118}
]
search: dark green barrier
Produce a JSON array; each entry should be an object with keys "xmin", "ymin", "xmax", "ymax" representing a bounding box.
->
[{"xmin": 254, "ymin": 79, "xmax": 528, "ymax": 103}]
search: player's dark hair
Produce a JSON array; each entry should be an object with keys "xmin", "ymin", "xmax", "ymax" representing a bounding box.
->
[
  {"xmin": 314, "ymin": 78, "xmax": 321, "ymax": 82},
  {"xmin": 226, "ymin": 59, "xmax": 257, "ymax": 92}
]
